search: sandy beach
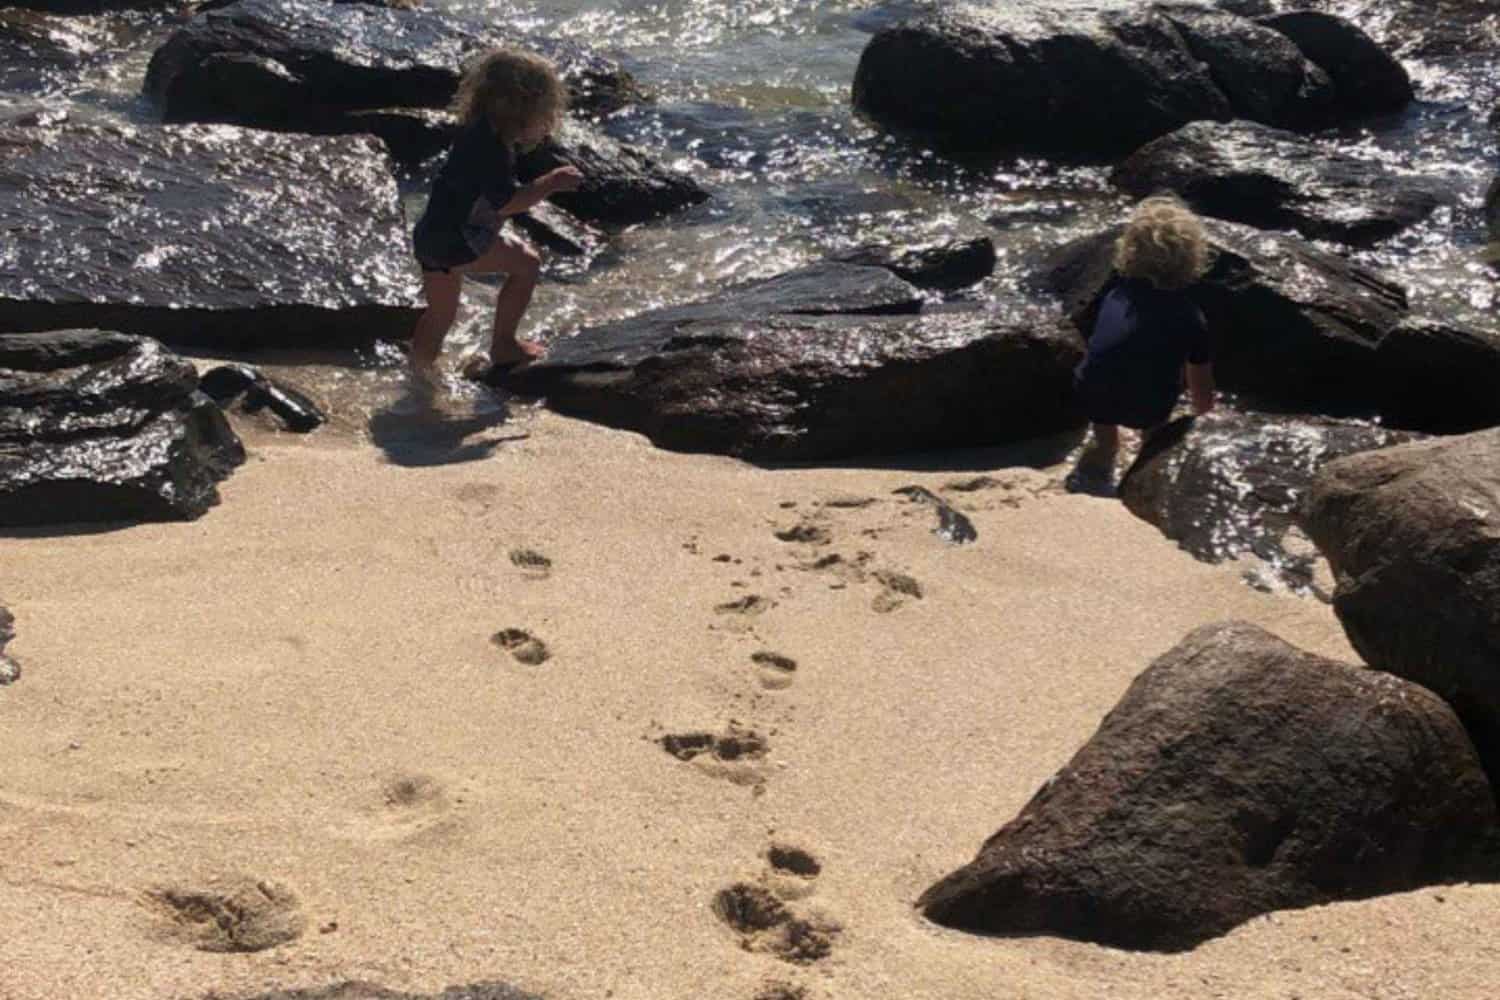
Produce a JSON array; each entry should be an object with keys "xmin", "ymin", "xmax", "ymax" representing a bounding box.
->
[{"xmin": 3, "ymin": 406, "xmax": 1497, "ymax": 1000}]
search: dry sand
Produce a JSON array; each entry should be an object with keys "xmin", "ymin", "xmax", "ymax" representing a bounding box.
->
[{"xmin": 4, "ymin": 402, "xmax": 1498, "ymax": 1000}]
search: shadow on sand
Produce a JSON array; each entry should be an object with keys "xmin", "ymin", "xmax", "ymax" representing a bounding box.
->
[{"xmin": 367, "ymin": 385, "xmax": 529, "ymax": 468}]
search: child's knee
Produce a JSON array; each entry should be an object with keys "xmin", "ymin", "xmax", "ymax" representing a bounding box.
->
[{"xmin": 515, "ymin": 245, "xmax": 542, "ymax": 282}]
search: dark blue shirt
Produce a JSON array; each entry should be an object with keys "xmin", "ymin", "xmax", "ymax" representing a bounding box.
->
[
  {"xmin": 1074, "ymin": 278, "xmax": 1212, "ymax": 428},
  {"xmin": 413, "ymin": 117, "xmax": 517, "ymax": 267}
]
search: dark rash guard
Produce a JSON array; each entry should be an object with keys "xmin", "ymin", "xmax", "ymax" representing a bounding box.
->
[
  {"xmin": 1073, "ymin": 277, "xmax": 1212, "ymax": 429},
  {"xmin": 412, "ymin": 117, "xmax": 517, "ymax": 271}
]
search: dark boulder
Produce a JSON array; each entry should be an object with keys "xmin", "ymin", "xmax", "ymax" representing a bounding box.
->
[
  {"xmin": 1118, "ymin": 410, "xmax": 1413, "ymax": 594},
  {"xmin": 1486, "ymin": 176, "xmax": 1500, "ymax": 240},
  {"xmin": 0, "ymin": 331, "xmax": 245, "ymax": 527},
  {"xmin": 200, "ymin": 364, "xmax": 325, "ymax": 432},
  {"xmin": 1033, "ymin": 219, "xmax": 1500, "ymax": 432},
  {"xmin": 918, "ymin": 621, "xmax": 1497, "ymax": 951},
  {"xmin": 0, "ymin": 605, "xmax": 17, "ymax": 686},
  {"xmin": 829, "ymin": 236, "xmax": 996, "ymax": 291},
  {"xmin": 1304, "ymin": 428, "xmax": 1500, "ymax": 784},
  {"xmin": 1218, "ymin": 0, "xmax": 1500, "ymax": 58},
  {"xmin": 1258, "ymin": 11, "xmax": 1413, "ymax": 113},
  {"xmin": 511, "ymin": 202, "xmax": 605, "ymax": 260},
  {"xmin": 144, "ymin": 0, "xmax": 639, "ymax": 132},
  {"xmin": 515, "ymin": 120, "xmax": 710, "ymax": 227},
  {"xmin": 851, "ymin": 3, "xmax": 1407, "ymax": 158},
  {"xmin": 505, "ymin": 263, "xmax": 1083, "ymax": 461},
  {"xmin": 0, "ymin": 120, "xmax": 422, "ymax": 350},
  {"xmin": 1111, "ymin": 120, "xmax": 1449, "ymax": 247}
]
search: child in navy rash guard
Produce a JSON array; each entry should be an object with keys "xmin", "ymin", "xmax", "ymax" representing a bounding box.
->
[
  {"xmin": 407, "ymin": 47, "xmax": 584, "ymax": 386},
  {"xmin": 1071, "ymin": 195, "xmax": 1217, "ymax": 482}
]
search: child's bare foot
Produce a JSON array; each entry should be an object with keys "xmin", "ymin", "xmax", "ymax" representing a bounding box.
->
[{"xmin": 488, "ymin": 338, "xmax": 547, "ymax": 367}]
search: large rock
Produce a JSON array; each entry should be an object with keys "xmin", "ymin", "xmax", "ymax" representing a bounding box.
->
[
  {"xmin": 829, "ymin": 236, "xmax": 997, "ymax": 291},
  {"xmin": 1218, "ymin": 0, "xmax": 1500, "ymax": 58},
  {"xmin": 918, "ymin": 621, "xmax": 1497, "ymax": 951},
  {"xmin": 505, "ymin": 262, "xmax": 1083, "ymax": 461},
  {"xmin": 0, "ymin": 120, "xmax": 422, "ymax": 350},
  {"xmin": 1111, "ymin": 120, "xmax": 1448, "ymax": 247},
  {"xmin": 0, "ymin": 331, "xmax": 245, "ymax": 526},
  {"xmin": 1033, "ymin": 219, "xmax": 1500, "ymax": 432},
  {"xmin": 0, "ymin": 9, "xmax": 130, "ymax": 94},
  {"xmin": 514, "ymin": 120, "xmax": 710, "ymax": 226},
  {"xmin": 144, "ymin": 0, "xmax": 639, "ymax": 133},
  {"xmin": 1118, "ymin": 410, "xmax": 1413, "ymax": 594},
  {"xmin": 851, "ymin": 2, "xmax": 1407, "ymax": 158},
  {"xmin": 0, "ymin": 605, "xmax": 17, "ymax": 686},
  {"xmin": 1256, "ymin": 11, "xmax": 1413, "ymax": 113},
  {"xmin": 1304, "ymin": 429, "xmax": 1500, "ymax": 784}
]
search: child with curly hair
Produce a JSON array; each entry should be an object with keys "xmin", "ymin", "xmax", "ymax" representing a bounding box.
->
[
  {"xmin": 408, "ymin": 47, "xmax": 583, "ymax": 386},
  {"xmin": 1070, "ymin": 195, "xmax": 1217, "ymax": 486}
]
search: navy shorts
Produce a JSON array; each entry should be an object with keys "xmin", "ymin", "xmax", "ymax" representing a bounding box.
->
[
  {"xmin": 413, "ymin": 219, "xmax": 485, "ymax": 274},
  {"xmin": 1073, "ymin": 369, "xmax": 1177, "ymax": 430}
]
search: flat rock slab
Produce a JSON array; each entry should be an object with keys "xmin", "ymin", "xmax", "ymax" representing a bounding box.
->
[
  {"xmin": 1112, "ymin": 120, "xmax": 1450, "ymax": 246},
  {"xmin": 506, "ymin": 262, "xmax": 1083, "ymax": 461},
  {"xmin": 145, "ymin": 0, "xmax": 638, "ymax": 132},
  {"xmin": 1119, "ymin": 410, "xmax": 1413, "ymax": 594},
  {"xmin": 1034, "ymin": 219, "xmax": 1500, "ymax": 432},
  {"xmin": 1305, "ymin": 428, "xmax": 1500, "ymax": 785},
  {"xmin": 0, "ymin": 330, "xmax": 244, "ymax": 526},
  {"xmin": 0, "ymin": 119, "xmax": 422, "ymax": 349},
  {"xmin": 918, "ymin": 621, "xmax": 1497, "ymax": 951},
  {"xmin": 852, "ymin": 2, "xmax": 1407, "ymax": 158}
]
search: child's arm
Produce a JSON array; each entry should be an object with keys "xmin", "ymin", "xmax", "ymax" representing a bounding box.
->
[
  {"xmin": 1186, "ymin": 362, "xmax": 1215, "ymax": 415},
  {"xmin": 498, "ymin": 166, "xmax": 584, "ymax": 217}
]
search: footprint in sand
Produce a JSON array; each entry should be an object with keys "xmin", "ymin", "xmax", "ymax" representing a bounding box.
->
[
  {"xmin": 871, "ymin": 570, "xmax": 923, "ymax": 613},
  {"xmin": 751, "ymin": 651, "xmax": 798, "ymax": 690},
  {"xmin": 754, "ymin": 984, "xmax": 808, "ymax": 1000},
  {"xmin": 145, "ymin": 876, "xmax": 306, "ymax": 953},
  {"xmin": 508, "ymin": 547, "xmax": 553, "ymax": 579},
  {"xmin": 764, "ymin": 843, "xmax": 822, "ymax": 902},
  {"xmin": 228, "ymin": 981, "xmax": 543, "ymax": 1000},
  {"xmin": 658, "ymin": 725, "xmax": 770, "ymax": 787},
  {"xmin": 715, "ymin": 595, "xmax": 773, "ymax": 616},
  {"xmin": 453, "ymin": 482, "xmax": 503, "ymax": 509},
  {"xmin": 493, "ymin": 627, "xmax": 551, "ymax": 665},
  {"xmin": 335, "ymin": 771, "xmax": 463, "ymax": 843},
  {"xmin": 774, "ymin": 522, "xmax": 832, "ymax": 546},
  {"xmin": 712, "ymin": 882, "xmax": 839, "ymax": 964}
]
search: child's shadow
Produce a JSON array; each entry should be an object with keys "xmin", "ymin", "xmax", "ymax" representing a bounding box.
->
[{"xmin": 368, "ymin": 386, "xmax": 528, "ymax": 468}]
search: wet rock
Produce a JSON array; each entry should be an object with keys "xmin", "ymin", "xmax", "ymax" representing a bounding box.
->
[
  {"xmin": 200, "ymin": 364, "xmax": 325, "ymax": 433},
  {"xmin": 1218, "ymin": 0, "xmax": 1500, "ymax": 58},
  {"xmin": 918, "ymin": 621, "xmax": 1497, "ymax": 951},
  {"xmin": 829, "ymin": 236, "xmax": 996, "ymax": 291},
  {"xmin": 505, "ymin": 263, "xmax": 1083, "ymax": 461},
  {"xmin": 6, "ymin": 0, "xmax": 174, "ymax": 12},
  {"xmin": 145, "ymin": 0, "xmax": 639, "ymax": 133},
  {"xmin": 0, "ymin": 331, "xmax": 245, "ymax": 527},
  {"xmin": 512, "ymin": 201, "xmax": 605, "ymax": 259},
  {"xmin": 1033, "ymin": 218, "xmax": 1500, "ymax": 432},
  {"xmin": 0, "ymin": 606, "xmax": 17, "ymax": 686},
  {"xmin": 0, "ymin": 120, "xmax": 421, "ymax": 350},
  {"xmin": 1118, "ymin": 410, "xmax": 1413, "ymax": 594},
  {"xmin": 1304, "ymin": 428, "xmax": 1500, "ymax": 785},
  {"xmin": 0, "ymin": 9, "xmax": 128, "ymax": 94},
  {"xmin": 852, "ymin": 3, "xmax": 1406, "ymax": 158},
  {"xmin": 1112, "ymin": 120, "xmax": 1448, "ymax": 246},
  {"xmin": 515, "ymin": 119, "xmax": 710, "ymax": 227},
  {"xmin": 1486, "ymin": 176, "xmax": 1500, "ymax": 241},
  {"xmin": 1257, "ymin": 11, "xmax": 1414, "ymax": 114}
]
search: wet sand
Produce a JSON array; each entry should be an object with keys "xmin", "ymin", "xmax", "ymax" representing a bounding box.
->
[{"xmin": 3, "ymin": 407, "xmax": 1496, "ymax": 1000}]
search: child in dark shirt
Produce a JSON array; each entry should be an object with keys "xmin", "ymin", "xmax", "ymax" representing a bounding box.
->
[
  {"xmin": 1071, "ymin": 195, "xmax": 1217, "ymax": 484},
  {"xmin": 408, "ymin": 47, "xmax": 584, "ymax": 386}
]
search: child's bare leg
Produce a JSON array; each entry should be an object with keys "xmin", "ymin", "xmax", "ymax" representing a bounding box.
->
[
  {"xmin": 1085, "ymin": 423, "xmax": 1119, "ymax": 463},
  {"xmin": 455, "ymin": 235, "xmax": 543, "ymax": 367},
  {"xmin": 410, "ymin": 269, "xmax": 462, "ymax": 373}
]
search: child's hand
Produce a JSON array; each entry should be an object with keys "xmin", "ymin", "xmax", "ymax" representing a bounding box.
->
[{"xmin": 545, "ymin": 166, "xmax": 584, "ymax": 193}]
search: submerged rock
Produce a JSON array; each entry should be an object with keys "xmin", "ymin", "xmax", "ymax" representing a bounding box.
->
[
  {"xmin": 1305, "ymin": 428, "xmax": 1500, "ymax": 785},
  {"xmin": 829, "ymin": 236, "xmax": 996, "ymax": 291},
  {"xmin": 1118, "ymin": 410, "xmax": 1412, "ymax": 594},
  {"xmin": 1112, "ymin": 120, "xmax": 1448, "ymax": 246},
  {"xmin": 918, "ymin": 621, "xmax": 1497, "ymax": 951},
  {"xmin": 145, "ymin": 0, "xmax": 639, "ymax": 129},
  {"xmin": 0, "ymin": 606, "xmax": 17, "ymax": 686},
  {"xmin": 0, "ymin": 331, "xmax": 245, "ymax": 526},
  {"xmin": 1034, "ymin": 219, "xmax": 1500, "ymax": 432},
  {"xmin": 852, "ymin": 2, "xmax": 1406, "ymax": 158},
  {"xmin": 505, "ymin": 262, "xmax": 1083, "ymax": 461},
  {"xmin": 200, "ymin": 364, "xmax": 325, "ymax": 433},
  {"xmin": 0, "ymin": 120, "xmax": 421, "ymax": 349},
  {"xmin": 515, "ymin": 120, "xmax": 710, "ymax": 226}
]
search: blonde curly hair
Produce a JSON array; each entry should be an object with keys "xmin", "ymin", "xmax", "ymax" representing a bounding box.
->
[
  {"xmin": 1113, "ymin": 195, "xmax": 1211, "ymax": 291},
  {"xmin": 451, "ymin": 47, "xmax": 567, "ymax": 146}
]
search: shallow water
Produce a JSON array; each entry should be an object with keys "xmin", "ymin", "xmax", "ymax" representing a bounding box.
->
[{"xmin": 2, "ymin": 0, "xmax": 1496, "ymax": 427}]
